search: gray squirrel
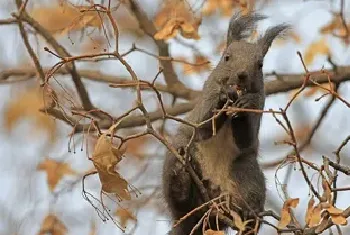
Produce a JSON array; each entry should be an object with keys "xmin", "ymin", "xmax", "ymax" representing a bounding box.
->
[{"xmin": 162, "ymin": 13, "xmax": 288, "ymax": 235}]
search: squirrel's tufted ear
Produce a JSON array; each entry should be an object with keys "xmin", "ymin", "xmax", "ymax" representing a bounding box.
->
[
  {"xmin": 259, "ymin": 24, "xmax": 290, "ymax": 56},
  {"xmin": 226, "ymin": 12, "xmax": 266, "ymax": 46}
]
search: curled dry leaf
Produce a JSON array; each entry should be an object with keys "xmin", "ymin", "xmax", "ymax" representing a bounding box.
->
[
  {"xmin": 154, "ymin": 0, "xmax": 192, "ymax": 29},
  {"xmin": 305, "ymin": 196, "xmax": 315, "ymax": 225},
  {"xmin": 29, "ymin": 2, "xmax": 103, "ymax": 36},
  {"xmin": 306, "ymin": 199, "xmax": 347, "ymax": 227},
  {"xmin": 327, "ymin": 206, "xmax": 348, "ymax": 226},
  {"xmin": 38, "ymin": 214, "xmax": 67, "ymax": 235},
  {"xmin": 37, "ymin": 157, "xmax": 76, "ymax": 191},
  {"xmin": 154, "ymin": 18, "xmax": 201, "ymax": 40},
  {"xmin": 330, "ymin": 215, "xmax": 347, "ymax": 226},
  {"xmin": 304, "ymin": 37, "xmax": 330, "ymax": 65},
  {"xmin": 115, "ymin": 208, "xmax": 137, "ymax": 228},
  {"xmin": 154, "ymin": 0, "xmax": 201, "ymax": 40},
  {"xmin": 204, "ymin": 229, "xmax": 224, "ymax": 235},
  {"xmin": 309, "ymin": 204, "xmax": 322, "ymax": 227},
  {"xmin": 230, "ymin": 211, "xmax": 252, "ymax": 232},
  {"xmin": 92, "ymin": 134, "xmax": 131, "ymax": 200},
  {"xmin": 305, "ymin": 197, "xmax": 322, "ymax": 227},
  {"xmin": 277, "ymin": 198, "xmax": 300, "ymax": 229}
]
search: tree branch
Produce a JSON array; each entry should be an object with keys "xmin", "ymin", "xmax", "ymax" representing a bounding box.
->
[
  {"xmin": 127, "ymin": 0, "xmax": 186, "ymax": 91},
  {"xmin": 14, "ymin": 5, "xmax": 94, "ymax": 110}
]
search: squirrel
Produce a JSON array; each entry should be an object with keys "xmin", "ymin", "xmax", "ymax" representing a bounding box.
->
[{"xmin": 162, "ymin": 13, "xmax": 288, "ymax": 235}]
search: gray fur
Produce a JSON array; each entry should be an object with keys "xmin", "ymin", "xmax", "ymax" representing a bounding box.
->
[
  {"xmin": 258, "ymin": 23, "xmax": 290, "ymax": 56},
  {"xmin": 227, "ymin": 12, "xmax": 266, "ymax": 45},
  {"xmin": 162, "ymin": 13, "xmax": 289, "ymax": 235}
]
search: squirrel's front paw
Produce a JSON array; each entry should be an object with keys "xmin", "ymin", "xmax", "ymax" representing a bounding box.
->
[
  {"xmin": 234, "ymin": 93, "xmax": 259, "ymax": 110},
  {"xmin": 218, "ymin": 86, "xmax": 239, "ymax": 108}
]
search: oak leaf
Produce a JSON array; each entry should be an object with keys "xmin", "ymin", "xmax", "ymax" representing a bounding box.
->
[
  {"xmin": 278, "ymin": 198, "xmax": 300, "ymax": 229},
  {"xmin": 38, "ymin": 214, "xmax": 67, "ymax": 235},
  {"xmin": 92, "ymin": 134, "xmax": 131, "ymax": 200},
  {"xmin": 37, "ymin": 157, "xmax": 76, "ymax": 191},
  {"xmin": 115, "ymin": 208, "xmax": 137, "ymax": 228}
]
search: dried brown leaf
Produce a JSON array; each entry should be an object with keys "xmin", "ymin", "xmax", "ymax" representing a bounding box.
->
[
  {"xmin": 4, "ymin": 87, "xmax": 57, "ymax": 143},
  {"xmin": 286, "ymin": 198, "xmax": 300, "ymax": 208},
  {"xmin": 154, "ymin": 0, "xmax": 201, "ymax": 40},
  {"xmin": 89, "ymin": 220, "xmax": 96, "ymax": 235},
  {"xmin": 29, "ymin": 3, "xmax": 102, "ymax": 36},
  {"xmin": 124, "ymin": 134, "xmax": 151, "ymax": 160},
  {"xmin": 309, "ymin": 204, "xmax": 322, "ymax": 227},
  {"xmin": 115, "ymin": 208, "xmax": 137, "ymax": 228},
  {"xmin": 304, "ymin": 37, "xmax": 330, "ymax": 65},
  {"xmin": 204, "ymin": 229, "xmax": 224, "ymax": 235},
  {"xmin": 278, "ymin": 198, "xmax": 300, "ymax": 229},
  {"xmin": 154, "ymin": 18, "xmax": 201, "ymax": 40},
  {"xmin": 305, "ymin": 196, "xmax": 315, "ymax": 225},
  {"xmin": 330, "ymin": 215, "xmax": 347, "ymax": 225},
  {"xmin": 92, "ymin": 134, "xmax": 131, "ymax": 200},
  {"xmin": 320, "ymin": 13, "xmax": 350, "ymax": 39},
  {"xmin": 37, "ymin": 158, "xmax": 76, "ymax": 191},
  {"xmin": 202, "ymin": 0, "xmax": 254, "ymax": 17},
  {"xmin": 183, "ymin": 55, "xmax": 211, "ymax": 74},
  {"xmin": 303, "ymin": 82, "xmax": 335, "ymax": 98},
  {"xmin": 327, "ymin": 206, "xmax": 343, "ymax": 215},
  {"xmin": 38, "ymin": 214, "xmax": 67, "ymax": 235},
  {"xmin": 321, "ymin": 178, "xmax": 332, "ymax": 203},
  {"xmin": 230, "ymin": 211, "xmax": 251, "ymax": 232}
]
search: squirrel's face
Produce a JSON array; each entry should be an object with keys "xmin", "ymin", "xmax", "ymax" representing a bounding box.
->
[
  {"xmin": 216, "ymin": 41, "xmax": 264, "ymax": 94},
  {"xmin": 208, "ymin": 14, "xmax": 289, "ymax": 96}
]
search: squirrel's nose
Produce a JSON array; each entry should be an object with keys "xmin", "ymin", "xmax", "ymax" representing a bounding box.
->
[{"xmin": 237, "ymin": 71, "xmax": 248, "ymax": 80}]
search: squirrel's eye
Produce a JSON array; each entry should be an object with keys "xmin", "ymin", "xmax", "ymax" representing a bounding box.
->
[
  {"xmin": 258, "ymin": 61, "xmax": 263, "ymax": 69},
  {"xmin": 224, "ymin": 55, "xmax": 230, "ymax": 62}
]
